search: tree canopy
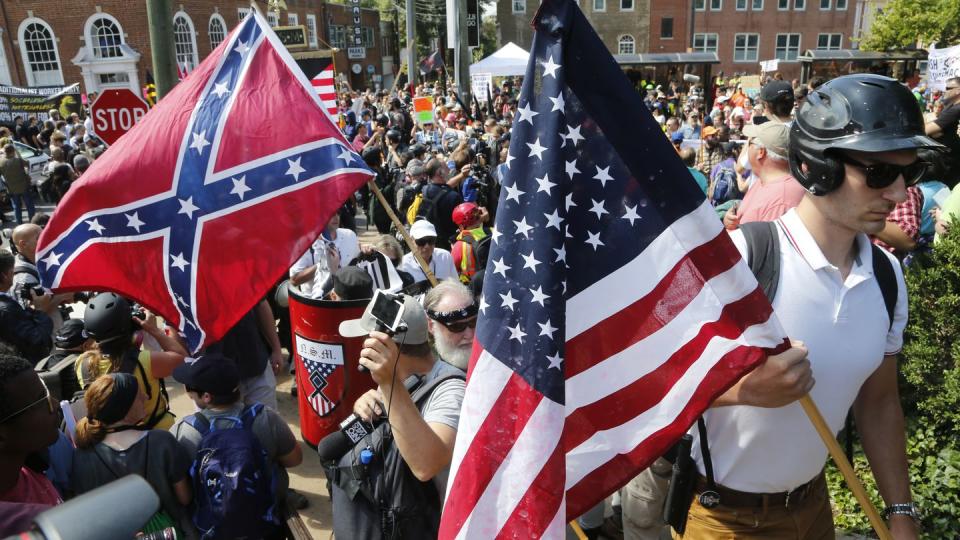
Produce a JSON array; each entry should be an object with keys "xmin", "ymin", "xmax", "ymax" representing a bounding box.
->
[{"xmin": 860, "ymin": 0, "xmax": 960, "ymax": 51}]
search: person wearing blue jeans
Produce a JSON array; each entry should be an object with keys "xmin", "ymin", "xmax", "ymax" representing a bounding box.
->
[
  {"xmin": 0, "ymin": 144, "xmax": 34, "ymax": 224},
  {"xmin": 8, "ymin": 192, "xmax": 36, "ymax": 225}
]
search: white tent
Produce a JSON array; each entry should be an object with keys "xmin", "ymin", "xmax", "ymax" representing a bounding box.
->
[{"xmin": 469, "ymin": 42, "xmax": 530, "ymax": 76}]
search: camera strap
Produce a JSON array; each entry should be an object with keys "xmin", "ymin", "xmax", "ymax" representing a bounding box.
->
[{"xmin": 696, "ymin": 417, "xmax": 721, "ymax": 508}]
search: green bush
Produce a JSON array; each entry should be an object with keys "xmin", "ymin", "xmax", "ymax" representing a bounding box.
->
[{"xmin": 828, "ymin": 226, "xmax": 960, "ymax": 538}]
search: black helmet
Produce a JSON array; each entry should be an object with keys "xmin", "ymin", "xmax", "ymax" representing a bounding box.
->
[
  {"xmin": 789, "ymin": 74, "xmax": 944, "ymax": 195},
  {"xmin": 83, "ymin": 292, "xmax": 133, "ymax": 343},
  {"xmin": 386, "ymin": 129, "xmax": 401, "ymax": 143}
]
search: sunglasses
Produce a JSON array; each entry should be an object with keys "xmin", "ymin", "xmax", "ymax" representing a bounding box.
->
[
  {"xmin": 836, "ymin": 154, "xmax": 927, "ymax": 189},
  {"xmin": 415, "ymin": 237, "xmax": 436, "ymax": 247},
  {"xmin": 440, "ymin": 317, "xmax": 477, "ymax": 333},
  {"xmin": 0, "ymin": 381, "xmax": 55, "ymax": 424}
]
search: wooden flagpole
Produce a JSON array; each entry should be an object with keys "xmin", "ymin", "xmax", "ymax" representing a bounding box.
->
[
  {"xmin": 799, "ymin": 395, "xmax": 892, "ymax": 540},
  {"xmin": 365, "ymin": 180, "xmax": 438, "ymax": 287}
]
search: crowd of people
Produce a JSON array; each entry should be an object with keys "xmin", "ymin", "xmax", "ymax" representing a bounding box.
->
[{"xmin": 0, "ymin": 64, "xmax": 958, "ymax": 540}]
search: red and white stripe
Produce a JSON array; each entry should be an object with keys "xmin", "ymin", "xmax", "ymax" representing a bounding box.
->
[
  {"xmin": 439, "ymin": 200, "xmax": 787, "ymax": 538},
  {"xmin": 309, "ymin": 393, "xmax": 333, "ymax": 416},
  {"xmin": 311, "ymin": 66, "xmax": 339, "ymax": 123}
]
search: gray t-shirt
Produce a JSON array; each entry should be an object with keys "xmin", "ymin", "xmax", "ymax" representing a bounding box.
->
[
  {"xmin": 169, "ymin": 403, "xmax": 297, "ymax": 494},
  {"xmin": 410, "ymin": 359, "xmax": 465, "ymax": 496}
]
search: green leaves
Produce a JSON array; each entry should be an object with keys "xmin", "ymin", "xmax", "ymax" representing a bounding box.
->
[{"xmin": 861, "ymin": 0, "xmax": 960, "ymax": 50}]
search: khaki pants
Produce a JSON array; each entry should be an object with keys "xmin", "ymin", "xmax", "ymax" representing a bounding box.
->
[
  {"xmin": 623, "ymin": 458, "xmax": 672, "ymax": 540},
  {"xmin": 674, "ymin": 474, "xmax": 835, "ymax": 540}
]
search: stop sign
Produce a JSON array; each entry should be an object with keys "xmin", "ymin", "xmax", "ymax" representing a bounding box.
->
[{"xmin": 90, "ymin": 89, "xmax": 149, "ymax": 146}]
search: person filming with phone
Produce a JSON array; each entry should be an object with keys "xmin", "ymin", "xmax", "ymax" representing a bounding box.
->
[{"xmin": 322, "ymin": 285, "xmax": 469, "ymax": 539}]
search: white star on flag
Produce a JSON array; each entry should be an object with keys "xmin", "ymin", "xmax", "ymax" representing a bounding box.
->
[
  {"xmin": 190, "ymin": 131, "xmax": 210, "ymax": 154},
  {"xmin": 589, "ymin": 198, "xmax": 609, "ymax": 220},
  {"xmin": 230, "ymin": 176, "xmax": 252, "ymax": 200},
  {"xmin": 544, "ymin": 209, "xmax": 563, "ymax": 230},
  {"xmin": 546, "ymin": 352, "xmax": 563, "ymax": 370},
  {"xmin": 535, "ymin": 174, "xmax": 556, "ymax": 194},
  {"xmin": 594, "ymin": 165, "xmax": 614, "ymax": 187},
  {"xmin": 541, "ymin": 55, "xmax": 561, "ymax": 78},
  {"xmin": 85, "ymin": 219, "xmax": 105, "ymax": 235},
  {"xmin": 508, "ymin": 323, "xmax": 527, "ymax": 342},
  {"xmin": 549, "ymin": 93, "xmax": 565, "ymax": 113},
  {"xmin": 178, "ymin": 197, "xmax": 199, "ymax": 219},
  {"xmin": 42, "ymin": 251, "xmax": 62, "ymax": 269},
  {"xmin": 538, "ymin": 318, "xmax": 557, "ymax": 337},
  {"xmin": 565, "ymin": 159, "xmax": 580, "ymax": 180},
  {"xmin": 517, "ymin": 102, "xmax": 539, "ymax": 125},
  {"xmin": 505, "ymin": 183, "xmax": 525, "ymax": 203},
  {"xmin": 337, "ymin": 147, "xmax": 356, "ymax": 164},
  {"xmin": 527, "ymin": 138, "xmax": 548, "ymax": 160},
  {"xmin": 500, "ymin": 290, "xmax": 518, "ymax": 311},
  {"xmin": 513, "ymin": 217, "xmax": 534, "ymax": 239},
  {"xmin": 586, "ymin": 230, "xmax": 605, "ymax": 250},
  {"xmin": 622, "ymin": 204, "xmax": 641, "ymax": 225},
  {"xmin": 233, "ymin": 40, "xmax": 250, "ymax": 55},
  {"xmin": 493, "ymin": 257, "xmax": 511, "ymax": 277},
  {"xmin": 211, "ymin": 82, "xmax": 230, "ymax": 98},
  {"xmin": 170, "ymin": 252, "xmax": 190, "ymax": 271},
  {"xmin": 125, "ymin": 212, "xmax": 145, "ymax": 233},
  {"xmin": 530, "ymin": 286, "xmax": 549, "ymax": 306},
  {"xmin": 565, "ymin": 124, "xmax": 585, "ymax": 145},
  {"xmin": 286, "ymin": 157, "xmax": 306, "ymax": 181},
  {"xmin": 522, "ymin": 251, "xmax": 541, "ymax": 273}
]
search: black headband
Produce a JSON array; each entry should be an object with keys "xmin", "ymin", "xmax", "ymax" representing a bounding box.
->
[
  {"xmin": 91, "ymin": 373, "xmax": 139, "ymax": 425},
  {"xmin": 426, "ymin": 303, "xmax": 478, "ymax": 324}
]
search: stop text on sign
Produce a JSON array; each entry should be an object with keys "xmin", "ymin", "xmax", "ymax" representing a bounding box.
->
[{"xmin": 94, "ymin": 107, "xmax": 146, "ymax": 132}]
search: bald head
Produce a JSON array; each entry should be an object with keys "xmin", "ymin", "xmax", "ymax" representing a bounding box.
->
[{"xmin": 11, "ymin": 224, "xmax": 41, "ymax": 262}]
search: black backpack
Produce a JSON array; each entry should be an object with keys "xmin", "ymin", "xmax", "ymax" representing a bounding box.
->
[
  {"xmin": 414, "ymin": 184, "xmax": 450, "ymax": 226},
  {"xmin": 326, "ymin": 371, "xmax": 465, "ymax": 539}
]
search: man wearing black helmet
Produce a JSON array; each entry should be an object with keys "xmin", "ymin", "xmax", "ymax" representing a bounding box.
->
[{"xmin": 684, "ymin": 75, "xmax": 933, "ymax": 539}]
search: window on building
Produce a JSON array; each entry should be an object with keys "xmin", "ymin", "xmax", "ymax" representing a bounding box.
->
[
  {"xmin": 362, "ymin": 27, "xmax": 375, "ymax": 48},
  {"xmin": 618, "ymin": 35, "xmax": 635, "ymax": 55},
  {"xmin": 238, "ymin": 8, "xmax": 251, "ymax": 23},
  {"xmin": 594, "ymin": 0, "xmax": 606, "ymax": 12},
  {"xmin": 778, "ymin": 0, "xmax": 788, "ymax": 8},
  {"xmin": 306, "ymin": 14, "xmax": 319, "ymax": 48},
  {"xmin": 288, "ymin": 13, "xmax": 299, "ymax": 25},
  {"xmin": 98, "ymin": 72, "xmax": 130, "ymax": 85},
  {"xmin": 328, "ymin": 25, "xmax": 347, "ymax": 49},
  {"xmin": 88, "ymin": 16, "xmax": 123, "ymax": 59},
  {"xmin": 695, "ymin": 0, "xmax": 706, "ymax": 10},
  {"xmin": 621, "ymin": 0, "xmax": 634, "ymax": 10},
  {"xmin": 381, "ymin": 35, "xmax": 392, "ymax": 55},
  {"xmin": 775, "ymin": 33, "xmax": 801, "ymax": 60},
  {"xmin": 817, "ymin": 33, "xmax": 842, "ymax": 50},
  {"xmin": 734, "ymin": 33, "xmax": 759, "ymax": 62},
  {"xmin": 711, "ymin": 0, "xmax": 722, "ymax": 9},
  {"xmin": 794, "ymin": 0, "xmax": 805, "ymax": 8},
  {"xmin": 0, "ymin": 29, "xmax": 11, "ymax": 85},
  {"xmin": 661, "ymin": 17, "xmax": 674, "ymax": 39},
  {"xmin": 819, "ymin": 0, "xmax": 830, "ymax": 8},
  {"xmin": 267, "ymin": 12, "xmax": 279, "ymax": 27},
  {"xmin": 693, "ymin": 33, "xmax": 719, "ymax": 53},
  {"xmin": 19, "ymin": 19, "xmax": 63, "ymax": 86},
  {"xmin": 209, "ymin": 14, "xmax": 227, "ymax": 50},
  {"xmin": 513, "ymin": 0, "xmax": 526, "ymax": 13},
  {"xmin": 753, "ymin": 0, "xmax": 764, "ymax": 9},
  {"xmin": 836, "ymin": 0, "xmax": 847, "ymax": 8},
  {"xmin": 736, "ymin": 0, "xmax": 747, "ymax": 10},
  {"xmin": 173, "ymin": 12, "xmax": 198, "ymax": 71}
]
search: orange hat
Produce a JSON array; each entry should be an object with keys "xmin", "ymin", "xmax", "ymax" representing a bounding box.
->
[{"xmin": 701, "ymin": 126, "xmax": 718, "ymax": 138}]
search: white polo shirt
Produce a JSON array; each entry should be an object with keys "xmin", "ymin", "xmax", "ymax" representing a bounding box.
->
[
  {"xmin": 399, "ymin": 248, "xmax": 458, "ymax": 283},
  {"xmin": 692, "ymin": 208, "xmax": 907, "ymax": 493}
]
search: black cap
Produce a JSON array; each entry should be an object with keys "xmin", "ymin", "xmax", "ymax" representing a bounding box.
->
[
  {"xmin": 173, "ymin": 353, "xmax": 240, "ymax": 395},
  {"xmin": 760, "ymin": 81, "xmax": 794, "ymax": 102},
  {"xmin": 333, "ymin": 267, "xmax": 374, "ymax": 300},
  {"xmin": 55, "ymin": 319, "xmax": 88, "ymax": 349}
]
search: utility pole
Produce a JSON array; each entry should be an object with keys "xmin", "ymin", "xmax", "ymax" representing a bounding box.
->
[
  {"xmin": 406, "ymin": 0, "xmax": 417, "ymax": 93},
  {"xmin": 145, "ymin": 0, "xmax": 176, "ymax": 99},
  {"xmin": 455, "ymin": 0, "xmax": 471, "ymax": 105},
  {"xmin": 688, "ymin": 0, "xmax": 696, "ymax": 53}
]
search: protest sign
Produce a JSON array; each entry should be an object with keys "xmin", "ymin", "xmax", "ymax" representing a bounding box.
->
[
  {"xmin": 0, "ymin": 83, "xmax": 82, "ymax": 126},
  {"xmin": 927, "ymin": 43, "xmax": 960, "ymax": 91},
  {"xmin": 471, "ymin": 73, "xmax": 493, "ymax": 103},
  {"xmin": 760, "ymin": 59, "xmax": 779, "ymax": 73},
  {"xmin": 413, "ymin": 96, "xmax": 435, "ymax": 125}
]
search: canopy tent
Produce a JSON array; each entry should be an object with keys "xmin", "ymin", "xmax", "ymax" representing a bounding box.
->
[{"xmin": 469, "ymin": 42, "xmax": 530, "ymax": 76}]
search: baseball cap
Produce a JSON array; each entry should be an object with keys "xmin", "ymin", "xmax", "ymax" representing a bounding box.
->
[
  {"xmin": 760, "ymin": 80, "xmax": 794, "ymax": 102},
  {"xmin": 410, "ymin": 220, "xmax": 437, "ymax": 240},
  {"xmin": 743, "ymin": 121, "xmax": 791, "ymax": 157},
  {"xmin": 670, "ymin": 131, "xmax": 684, "ymax": 144},
  {"xmin": 701, "ymin": 125, "xmax": 718, "ymax": 138},
  {"xmin": 173, "ymin": 353, "xmax": 241, "ymax": 395},
  {"xmin": 333, "ymin": 267, "xmax": 374, "ymax": 300},
  {"xmin": 55, "ymin": 319, "xmax": 88, "ymax": 349},
  {"xmin": 338, "ymin": 294, "xmax": 429, "ymax": 345},
  {"xmin": 406, "ymin": 158, "xmax": 425, "ymax": 176}
]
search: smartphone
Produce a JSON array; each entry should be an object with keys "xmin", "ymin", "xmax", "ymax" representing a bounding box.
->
[{"xmin": 369, "ymin": 290, "xmax": 405, "ymax": 334}]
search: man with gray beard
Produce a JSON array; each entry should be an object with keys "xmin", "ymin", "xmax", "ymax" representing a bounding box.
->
[{"xmin": 423, "ymin": 280, "xmax": 476, "ymax": 371}]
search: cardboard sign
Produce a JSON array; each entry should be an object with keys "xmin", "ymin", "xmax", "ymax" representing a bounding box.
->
[
  {"xmin": 471, "ymin": 73, "xmax": 493, "ymax": 103},
  {"xmin": 413, "ymin": 96, "xmax": 435, "ymax": 125},
  {"xmin": 760, "ymin": 59, "xmax": 779, "ymax": 73},
  {"xmin": 927, "ymin": 43, "xmax": 960, "ymax": 91}
]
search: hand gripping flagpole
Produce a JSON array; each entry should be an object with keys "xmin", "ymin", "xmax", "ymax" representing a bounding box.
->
[
  {"xmin": 799, "ymin": 395, "xmax": 892, "ymax": 540},
  {"xmin": 366, "ymin": 180, "xmax": 439, "ymax": 287}
]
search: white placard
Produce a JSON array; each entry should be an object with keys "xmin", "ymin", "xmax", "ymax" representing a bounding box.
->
[
  {"xmin": 927, "ymin": 43, "xmax": 960, "ymax": 91},
  {"xmin": 760, "ymin": 59, "xmax": 779, "ymax": 73},
  {"xmin": 471, "ymin": 72, "xmax": 493, "ymax": 103},
  {"xmin": 295, "ymin": 334, "xmax": 344, "ymax": 366}
]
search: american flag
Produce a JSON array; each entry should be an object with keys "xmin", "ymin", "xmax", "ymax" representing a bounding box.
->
[
  {"xmin": 438, "ymin": 0, "xmax": 788, "ymax": 537},
  {"xmin": 303, "ymin": 357, "xmax": 339, "ymax": 416},
  {"xmin": 311, "ymin": 63, "xmax": 339, "ymax": 123}
]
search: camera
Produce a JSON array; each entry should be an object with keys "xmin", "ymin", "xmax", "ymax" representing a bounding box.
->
[
  {"xmin": 130, "ymin": 303, "xmax": 146, "ymax": 321},
  {"xmin": 369, "ymin": 290, "xmax": 405, "ymax": 335},
  {"xmin": 19, "ymin": 285, "xmax": 45, "ymax": 303}
]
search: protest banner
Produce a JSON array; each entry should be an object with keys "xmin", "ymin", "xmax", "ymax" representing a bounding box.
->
[
  {"xmin": 760, "ymin": 59, "xmax": 779, "ymax": 73},
  {"xmin": 0, "ymin": 83, "xmax": 82, "ymax": 126},
  {"xmin": 412, "ymin": 95, "xmax": 435, "ymax": 125},
  {"xmin": 740, "ymin": 75, "xmax": 761, "ymax": 98},
  {"xmin": 926, "ymin": 42, "xmax": 960, "ymax": 91},
  {"xmin": 471, "ymin": 73, "xmax": 493, "ymax": 103}
]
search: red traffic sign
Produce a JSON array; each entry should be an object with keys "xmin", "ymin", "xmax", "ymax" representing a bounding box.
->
[{"xmin": 90, "ymin": 88, "xmax": 149, "ymax": 146}]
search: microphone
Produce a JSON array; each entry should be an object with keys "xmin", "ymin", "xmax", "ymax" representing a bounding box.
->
[{"xmin": 317, "ymin": 413, "xmax": 381, "ymax": 463}]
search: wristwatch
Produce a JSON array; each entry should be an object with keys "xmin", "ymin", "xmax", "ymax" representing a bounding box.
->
[{"xmin": 883, "ymin": 502, "xmax": 921, "ymax": 523}]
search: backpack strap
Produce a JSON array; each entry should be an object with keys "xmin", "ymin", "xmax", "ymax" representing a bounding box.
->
[
  {"xmin": 184, "ymin": 412, "xmax": 212, "ymax": 437},
  {"xmin": 240, "ymin": 403, "xmax": 264, "ymax": 430},
  {"xmin": 739, "ymin": 221, "xmax": 781, "ymax": 303},
  {"xmin": 409, "ymin": 371, "xmax": 466, "ymax": 407},
  {"xmin": 870, "ymin": 244, "xmax": 898, "ymax": 330}
]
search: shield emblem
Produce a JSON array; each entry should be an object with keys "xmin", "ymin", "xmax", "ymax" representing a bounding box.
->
[{"xmin": 295, "ymin": 335, "xmax": 345, "ymax": 417}]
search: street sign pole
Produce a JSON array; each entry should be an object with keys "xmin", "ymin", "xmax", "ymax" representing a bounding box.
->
[{"xmin": 145, "ymin": 0, "xmax": 176, "ymax": 99}]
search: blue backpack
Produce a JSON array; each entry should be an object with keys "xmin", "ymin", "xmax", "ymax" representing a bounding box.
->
[
  {"xmin": 709, "ymin": 165, "xmax": 740, "ymax": 205},
  {"xmin": 185, "ymin": 404, "xmax": 280, "ymax": 540}
]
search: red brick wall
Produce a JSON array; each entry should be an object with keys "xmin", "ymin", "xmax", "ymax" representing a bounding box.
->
[
  {"xmin": 0, "ymin": 0, "xmax": 331, "ymax": 91},
  {"xmin": 323, "ymin": 4, "xmax": 384, "ymax": 91},
  {"xmin": 648, "ymin": 0, "xmax": 689, "ymax": 53}
]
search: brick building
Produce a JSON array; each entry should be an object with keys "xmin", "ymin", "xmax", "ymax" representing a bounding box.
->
[
  {"xmin": 0, "ymin": 1, "xmax": 394, "ymax": 95},
  {"xmin": 325, "ymin": 3, "xmax": 396, "ymax": 90},
  {"xmin": 496, "ymin": 0, "xmax": 651, "ymax": 59}
]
